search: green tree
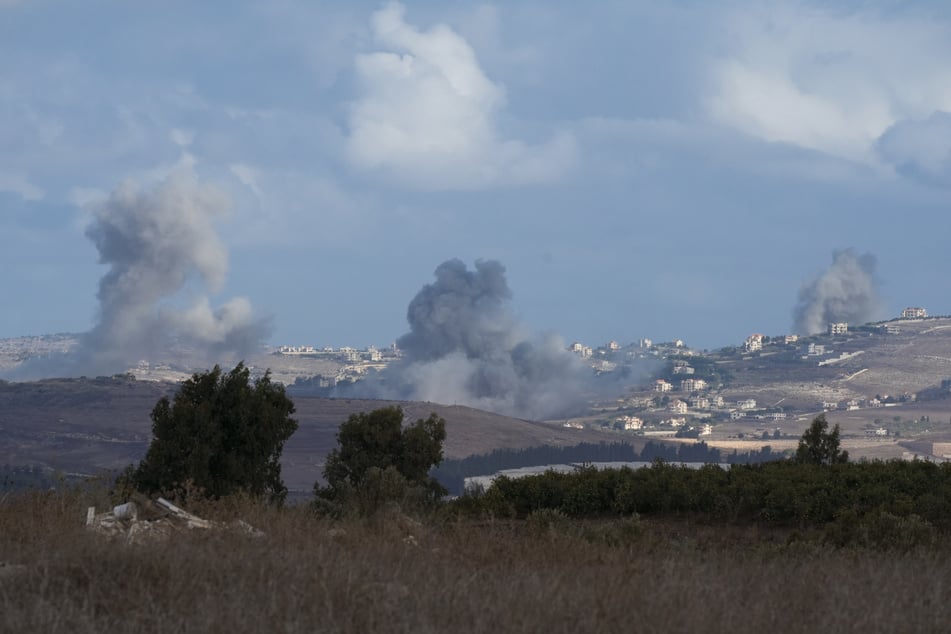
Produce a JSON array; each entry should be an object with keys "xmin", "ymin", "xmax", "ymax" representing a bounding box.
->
[
  {"xmin": 795, "ymin": 414, "xmax": 848, "ymax": 465},
  {"xmin": 131, "ymin": 362, "xmax": 297, "ymax": 502},
  {"xmin": 315, "ymin": 406, "xmax": 447, "ymax": 510}
]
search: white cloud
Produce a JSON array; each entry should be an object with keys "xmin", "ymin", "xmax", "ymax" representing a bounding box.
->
[
  {"xmin": 0, "ymin": 171, "xmax": 44, "ymax": 200},
  {"xmin": 228, "ymin": 163, "xmax": 264, "ymax": 199},
  {"xmin": 876, "ymin": 112, "xmax": 951, "ymax": 185},
  {"xmin": 706, "ymin": 4, "xmax": 951, "ymax": 168},
  {"xmin": 345, "ymin": 2, "xmax": 575, "ymax": 190},
  {"xmin": 171, "ymin": 128, "xmax": 195, "ymax": 147}
]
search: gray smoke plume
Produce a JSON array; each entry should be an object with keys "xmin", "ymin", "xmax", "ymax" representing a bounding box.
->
[
  {"xmin": 9, "ymin": 171, "xmax": 269, "ymax": 379},
  {"xmin": 793, "ymin": 248, "xmax": 884, "ymax": 335},
  {"xmin": 350, "ymin": 259, "xmax": 594, "ymax": 420}
]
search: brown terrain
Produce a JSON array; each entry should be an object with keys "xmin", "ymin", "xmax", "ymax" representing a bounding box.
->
[
  {"xmin": 677, "ymin": 317, "xmax": 951, "ymax": 459},
  {"xmin": 0, "ymin": 377, "xmax": 622, "ymax": 492},
  {"xmin": 5, "ymin": 317, "xmax": 951, "ymax": 491},
  {"xmin": 716, "ymin": 318, "xmax": 951, "ymax": 406}
]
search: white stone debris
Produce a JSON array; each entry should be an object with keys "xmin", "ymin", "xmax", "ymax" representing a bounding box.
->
[{"xmin": 84, "ymin": 494, "xmax": 264, "ymax": 543}]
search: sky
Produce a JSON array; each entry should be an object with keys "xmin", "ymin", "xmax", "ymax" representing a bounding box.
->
[{"xmin": 2, "ymin": 0, "xmax": 951, "ymax": 353}]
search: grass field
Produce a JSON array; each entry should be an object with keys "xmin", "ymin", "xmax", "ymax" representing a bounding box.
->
[{"xmin": 3, "ymin": 490, "xmax": 951, "ymax": 633}]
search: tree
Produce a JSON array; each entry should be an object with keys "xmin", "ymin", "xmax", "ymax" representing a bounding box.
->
[
  {"xmin": 794, "ymin": 414, "xmax": 848, "ymax": 465},
  {"xmin": 315, "ymin": 406, "xmax": 447, "ymax": 510},
  {"xmin": 130, "ymin": 362, "xmax": 297, "ymax": 502}
]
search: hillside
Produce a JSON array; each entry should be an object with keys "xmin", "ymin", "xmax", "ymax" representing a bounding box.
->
[
  {"xmin": 0, "ymin": 377, "xmax": 624, "ymax": 492},
  {"xmin": 647, "ymin": 317, "xmax": 951, "ymax": 461},
  {"xmin": 715, "ymin": 318, "xmax": 951, "ymax": 407},
  {"xmin": 5, "ymin": 317, "xmax": 951, "ymax": 488}
]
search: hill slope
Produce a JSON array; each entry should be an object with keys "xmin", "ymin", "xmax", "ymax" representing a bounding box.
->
[{"xmin": 0, "ymin": 378, "xmax": 624, "ymax": 491}]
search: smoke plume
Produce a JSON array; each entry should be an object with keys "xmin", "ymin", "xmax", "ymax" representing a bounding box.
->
[
  {"xmin": 349, "ymin": 259, "xmax": 593, "ymax": 420},
  {"xmin": 10, "ymin": 171, "xmax": 269, "ymax": 379},
  {"xmin": 793, "ymin": 248, "xmax": 883, "ymax": 335}
]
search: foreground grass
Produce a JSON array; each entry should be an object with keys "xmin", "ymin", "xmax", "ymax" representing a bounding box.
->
[{"xmin": 2, "ymin": 491, "xmax": 950, "ymax": 633}]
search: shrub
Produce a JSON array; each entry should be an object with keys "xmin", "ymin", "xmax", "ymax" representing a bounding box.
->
[
  {"xmin": 315, "ymin": 406, "xmax": 447, "ymax": 515},
  {"xmin": 129, "ymin": 362, "xmax": 297, "ymax": 503}
]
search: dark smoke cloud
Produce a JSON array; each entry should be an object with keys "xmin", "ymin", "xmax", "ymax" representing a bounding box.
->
[
  {"xmin": 793, "ymin": 248, "xmax": 883, "ymax": 335},
  {"xmin": 347, "ymin": 259, "xmax": 595, "ymax": 420},
  {"xmin": 8, "ymin": 171, "xmax": 269, "ymax": 379}
]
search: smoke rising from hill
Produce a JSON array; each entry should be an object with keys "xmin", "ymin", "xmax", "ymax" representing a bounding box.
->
[
  {"xmin": 793, "ymin": 248, "xmax": 883, "ymax": 335},
  {"xmin": 8, "ymin": 172, "xmax": 269, "ymax": 379},
  {"xmin": 349, "ymin": 259, "xmax": 595, "ymax": 419}
]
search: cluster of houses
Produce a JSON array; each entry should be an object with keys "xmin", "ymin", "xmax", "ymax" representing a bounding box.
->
[
  {"xmin": 739, "ymin": 307, "xmax": 932, "ymax": 358},
  {"xmin": 277, "ymin": 344, "xmax": 390, "ymax": 363},
  {"xmin": 564, "ymin": 305, "xmax": 944, "ymax": 439},
  {"xmin": 607, "ymin": 412, "xmax": 715, "ymax": 437},
  {"xmin": 652, "ymin": 378, "xmax": 709, "ymax": 393},
  {"xmin": 0, "ymin": 333, "xmax": 77, "ymax": 372},
  {"xmin": 821, "ymin": 393, "xmax": 914, "ymax": 412},
  {"xmin": 568, "ymin": 337, "xmax": 691, "ymax": 364}
]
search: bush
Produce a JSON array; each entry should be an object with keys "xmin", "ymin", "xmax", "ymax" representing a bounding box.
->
[
  {"xmin": 467, "ymin": 458, "xmax": 951, "ymax": 536},
  {"xmin": 525, "ymin": 508, "xmax": 571, "ymax": 537},
  {"xmin": 129, "ymin": 362, "xmax": 297, "ymax": 503},
  {"xmin": 795, "ymin": 414, "xmax": 848, "ymax": 465},
  {"xmin": 315, "ymin": 406, "xmax": 447, "ymax": 515},
  {"xmin": 824, "ymin": 510, "xmax": 937, "ymax": 550}
]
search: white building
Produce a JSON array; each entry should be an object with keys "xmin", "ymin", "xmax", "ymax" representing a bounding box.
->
[
  {"xmin": 668, "ymin": 399, "xmax": 688, "ymax": 415},
  {"xmin": 744, "ymin": 334, "xmax": 764, "ymax": 352},
  {"xmin": 654, "ymin": 379, "xmax": 673, "ymax": 393},
  {"xmin": 615, "ymin": 415, "xmax": 644, "ymax": 431},
  {"xmin": 569, "ymin": 342, "xmax": 593, "ymax": 358},
  {"xmin": 902, "ymin": 307, "xmax": 928, "ymax": 319},
  {"xmin": 278, "ymin": 345, "xmax": 317, "ymax": 355},
  {"xmin": 829, "ymin": 322, "xmax": 848, "ymax": 335},
  {"xmin": 737, "ymin": 399, "xmax": 757, "ymax": 410},
  {"xmin": 807, "ymin": 343, "xmax": 826, "ymax": 356},
  {"xmin": 680, "ymin": 378, "xmax": 708, "ymax": 392}
]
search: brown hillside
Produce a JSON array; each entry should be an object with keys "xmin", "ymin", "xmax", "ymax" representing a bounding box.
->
[{"xmin": 0, "ymin": 378, "xmax": 624, "ymax": 492}]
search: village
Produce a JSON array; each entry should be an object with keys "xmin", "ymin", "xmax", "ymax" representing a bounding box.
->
[{"xmin": 555, "ymin": 306, "xmax": 942, "ymax": 445}]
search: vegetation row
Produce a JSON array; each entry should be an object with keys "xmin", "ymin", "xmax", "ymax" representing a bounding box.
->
[{"xmin": 6, "ymin": 362, "xmax": 951, "ymax": 551}]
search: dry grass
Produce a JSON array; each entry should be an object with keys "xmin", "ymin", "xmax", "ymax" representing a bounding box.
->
[{"xmin": 2, "ymin": 490, "xmax": 951, "ymax": 633}]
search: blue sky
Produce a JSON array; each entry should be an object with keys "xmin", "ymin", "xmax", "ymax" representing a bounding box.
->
[{"xmin": 2, "ymin": 0, "xmax": 951, "ymax": 351}]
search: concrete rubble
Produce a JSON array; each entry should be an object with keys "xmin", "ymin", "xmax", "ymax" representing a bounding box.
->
[{"xmin": 85, "ymin": 493, "xmax": 264, "ymax": 543}]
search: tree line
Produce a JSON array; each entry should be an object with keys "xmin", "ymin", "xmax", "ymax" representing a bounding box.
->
[
  {"xmin": 433, "ymin": 440, "xmax": 781, "ymax": 496},
  {"xmin": 96, "ymin": 362, "xmax": 951, "ymax": 543}
]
